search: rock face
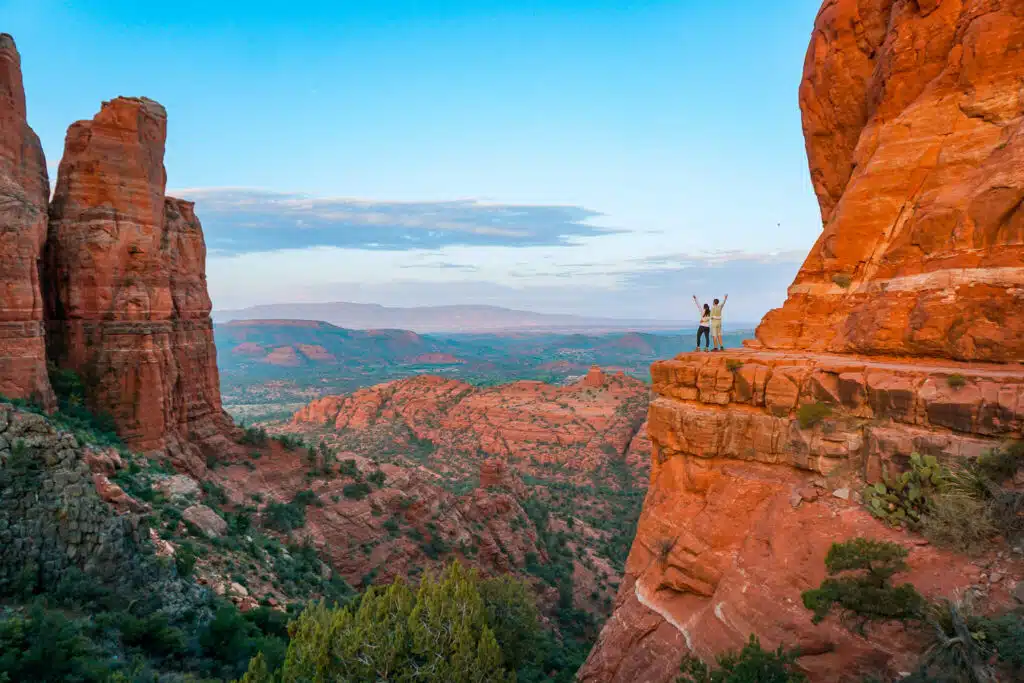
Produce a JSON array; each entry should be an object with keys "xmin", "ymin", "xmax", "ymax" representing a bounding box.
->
[
  {"xmin": 1, "ymin": 401, "xmax": 149, "ymax": 592},
  {"xmin": 45, "ymin": 97, "xmax": 234, "ymax": 471},
  {"xmin": 292, "ymin": 371, "xmax": 650, "ymax": 479},
  {"xmin": 581, "ymin": 2, "xmax": 1024, "ymax": 681},
  {"xmin": 579, "ymin": 353, "xmax": 1024, "ymax": 682},
  {"xmin": 0, "ymin": 34, "xmax": 54, "ymax": 409},
  {"xmin": 755, "ymin": 0, "xmax": 1024, "ymax": 362}
]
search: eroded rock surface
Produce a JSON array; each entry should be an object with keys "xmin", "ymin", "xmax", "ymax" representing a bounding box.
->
[
  {"xmin": 755, "ymin": 0, "xmax": 1024, "ymax": 362},
  {"xmin": 0, "ymin": 34, "xmax": 53, "ymax": 408},
  {"xmin": 292, "ymin": 371, "xmax": 650, "ymax": 480},
  {"xmin": 580, "ymin": 352, "xmax": 1023, "ymax": 681},
  {"xmin": 45, "ymin": 97, "xmax": 235, "ymax": 471},
  {"xmin": 582, "ymin": 1, "xmax": 1024, "ymax": 680}
]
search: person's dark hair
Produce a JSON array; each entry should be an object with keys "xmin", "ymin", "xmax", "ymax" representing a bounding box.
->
[
  {"xmin": 703, "ymin": 304, "xmax": 711, "ymax": 315},
  {"xmin": 713, "ymin": 298, "xmax": 720, "ymax": 305}
]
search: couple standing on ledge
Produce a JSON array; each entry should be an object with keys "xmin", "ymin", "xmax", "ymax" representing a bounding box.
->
[{"xmin": 692, "ymin": 294, "xmax": 728, "ymax": 352}]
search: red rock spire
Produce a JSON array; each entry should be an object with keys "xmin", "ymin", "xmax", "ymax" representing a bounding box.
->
[
  {"xmin": 46, "ymin": 97, "xmax": 234, "ymax": 471},
  {"xmin": 0, "ymin": 33, "xmax": 55, "ymax": 408}
]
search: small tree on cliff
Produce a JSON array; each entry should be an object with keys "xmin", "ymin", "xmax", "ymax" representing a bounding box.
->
[
  {"xmin": 676, "ymin": 635, "xmax": 807, "ymax": 683},
  {"xmin": 801, "ymin": 537, "xmax": 925, "ymax": 633}
]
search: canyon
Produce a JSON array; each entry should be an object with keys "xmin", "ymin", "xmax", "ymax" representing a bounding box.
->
[
  {"xmin": 257, "ymin": 367, "xmax": 650, "ymax": 607},
  {"xmin": 3, "ymin": 0, "xmax": 1024, "ymax": 676},
  {"xmin": 580, "ymin": 1, "xmax": 1024, "ymax": 680}
]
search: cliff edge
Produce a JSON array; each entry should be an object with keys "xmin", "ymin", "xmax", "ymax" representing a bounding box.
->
[{"xmin": 580, "ymin": 1, "xmax": 1024, "ymax": 680}]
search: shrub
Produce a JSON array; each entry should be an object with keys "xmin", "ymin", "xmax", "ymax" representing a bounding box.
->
[
  {"xmin": 239, "ymin": 425, "xmax": 268, "ymax": 446},
  {"xmin": 832, "ymin": 273, "xmax": 852, "ymax": 288},
  {"xmin": 367, "ymin": 469, "xmax": 387, "ymax": 487},
  {"xmin": 253, "ymin": 562, "xmax": 517, "ymax": 681},
  {"xmin": 342, "ymin": 481, "xmax": 372, "ymax": 500},
  {"xmin": 262, "ymin": 501, "xmax": 306, "ymax": 533},
  {"xmin": 797, "ymin": 402, "xmax": 832, "ymax": 429},
  {"xmin": 0, "ymin": 603, "xmax": 110, "ymax": 681},
  {"xmin": 655, "ymin": 537, "xmax": 677, "ymax": 564},
  {"xmin": 945, "ymin": 373, "xmax": 967, "ymax": 390},
  {"xmin": 272, "ymin": 434, "xmax": 305, "ymax": 450},
  {"xmin": 911, "ymin": 598, "xmax": 1024, "ymax": 683},
  {"xmin": 338, "ymin": 458, "xmax": 360, "ymax": 479},
  {"xmin": 725, "ymin": 359, "xmax": 743, "ymax": 373},
  {"xmin": 976, "ymin": 442, "xmax": 1023, "ymax": 482},
  {"xmin": 676, "ymin": 634, "xmax": 806, "ymax": 683},
  {"xmin": 801, "ymin": 538, "xmax": 925, "ymax": 632},
  {"xmin": 864, "ymin": 453, "xmax": 948, "ymax": 528},
  {"xmin": 175, "ymin": 542, "xmax": 198, "ymax": 577}
]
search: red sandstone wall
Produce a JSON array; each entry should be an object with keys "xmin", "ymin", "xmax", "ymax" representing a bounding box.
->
[
  {"xmin": 0, "ymin": 34, "xmax": 54, "ymax": 408},
  {"xmin": 45, "ymin": 97, "xmax": 233, "ymax": 469},
  {"xmin": 755, "ymin": 0, "xmax": 1024, "ymax": 362}
]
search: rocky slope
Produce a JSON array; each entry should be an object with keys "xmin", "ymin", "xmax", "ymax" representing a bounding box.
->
[
  {"xmin": 39, "ymin": 96, "xmax": 235, "ymax": 473},
  {"xmin": 214, "ymin": 367, "xmax": 651, "ymax": 636},
  {"xmin": 291, "ymin": 366, "xmax": 650, "ymax": 482},
  {"xmin": 0, "ymin": 35, "xmax": 53, "ymax": 409},
  {"xmin": 580, "ymin": 2, "xmax": 1024, "ymax": 681},
  {"xmin": 755, "ymin": 0, "xmax": 1024, "ymax": 362}
]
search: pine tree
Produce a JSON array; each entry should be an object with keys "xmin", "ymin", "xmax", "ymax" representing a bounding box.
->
[{"xmin": 254, "ymin": 562, "xmax": 516, "ymax": 682}]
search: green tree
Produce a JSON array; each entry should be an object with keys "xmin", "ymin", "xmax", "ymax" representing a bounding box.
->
[
  {"xmin": 261, "ymin": 562, "xmax": 515, "ymax": 682},
  {"xmin": 478, "ymin": 575, "xmax": 542, "ymax": 671},
  {"xmin": 239, "ymin": 652, "xmax": 275, "ymax": 683},
  {"xmin": 677, "ymin": 634, "xmax": 806, "ymax": 683},
  {"xmin": 801, "ymin": 538, "xmax": 925, "ymax": 632}
]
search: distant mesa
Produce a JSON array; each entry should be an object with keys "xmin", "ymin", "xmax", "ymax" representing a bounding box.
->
[
  {"xmin": 411, "ymin": 353, "xmax": 465, "ymax": 365},
  {"xmin": 214, "ymin": 301, "xmax": 687, "ymax": 334}
]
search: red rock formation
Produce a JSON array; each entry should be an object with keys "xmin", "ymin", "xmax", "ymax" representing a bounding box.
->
[
  {"xmin": 0, "ymin": 34, "xmax": 54, "ymax": 408},
  {"xmin": 581, "ymin": 353, "xmax": 1024, "ymax": 682},
  {"xmin": 45, "ymin": 97, "xmax": 234, "ymax": 471},
  {"xmin": 755, "ymin": 0, "xmax": 1024, "ymax": 362},
  {"xmin": 582, "ymin": 365, "xmax": 607, "ymax": 388},
  {"xmin": 582, "ymin": 2, "xmax": 1024, "ymax": 680},
  {"xmin": 293, "ymin": 372, "xmax": 650, "ymax": 478}
]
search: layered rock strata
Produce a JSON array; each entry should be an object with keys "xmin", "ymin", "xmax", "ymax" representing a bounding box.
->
[
  {"xmin": 582, "ymin": 0, "xmax": 1024, "ymax": 680},
  {"xmin": 0, "ymin": 34, "xmax": 53, "ymax": 408},
  {"xmin": 580, "ymin": 352, "xmax": 1024, "ymax": 681},
  {"xmin": 755, "ymin": 0, "xmax": 1024, "ymax": 362},
  {"xmin": 45, "ymin": 97, "xmax": 234, "ymax": 471}
]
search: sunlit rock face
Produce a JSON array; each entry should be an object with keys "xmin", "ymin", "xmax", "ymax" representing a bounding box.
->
[
  {"xmin": 580, "ymin": 1, "xmax": 1024, "ymax": 680},
  {"xmin": 46, "ymin": 97, "xmax": 235, "ymax": 472},
  {"xmin": 755, "ymin": 0, "xmax": 1024, "ymax": 362}
]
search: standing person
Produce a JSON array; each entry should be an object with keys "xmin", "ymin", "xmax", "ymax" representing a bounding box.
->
[
  {"xmin": 692, "ymin": 295, "xmax": 711, "ymax": 351},
  {"xmin": 710, "ymin": 294, "xmax": 728, "ymax": 351}
]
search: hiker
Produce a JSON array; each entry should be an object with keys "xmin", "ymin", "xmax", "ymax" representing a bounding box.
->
[
  {"xmin": 711, "ymin": 294, "xmax": 728, "ymax": 351},
  {"xmin": 692, "ymin": 295, "xmax": 711, "ymax": 351}
]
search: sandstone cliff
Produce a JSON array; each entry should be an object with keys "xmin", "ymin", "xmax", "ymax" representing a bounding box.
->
[
  {"xmin": 581, "ymin": 1, "xmax": 1024, "ymax": 680},
  {"xmin": 0, "ymin": 34, "xmax": 53, "ymax": 409},
  {"xmin": 755, "ymin": 0, "xmax": 1024, "ymax": 362},
  {"xmin": 45, "ymin": 97, "xmax": 234, "ymax": 472}
]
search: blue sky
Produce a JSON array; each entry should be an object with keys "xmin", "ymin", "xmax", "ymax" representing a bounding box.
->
[{"xmin": 5, "ymin": 0, "xmax": 824, "ymax": 322}]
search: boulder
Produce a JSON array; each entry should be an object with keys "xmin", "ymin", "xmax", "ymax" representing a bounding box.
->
[{"xmin": 182, "ymin": 504, "xmax": 227, "ymax": 538}]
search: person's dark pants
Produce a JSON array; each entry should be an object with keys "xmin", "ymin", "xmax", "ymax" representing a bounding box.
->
[{"xmin": 697, "ymin": 326, "xmax": 710, "ymax": 349}]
